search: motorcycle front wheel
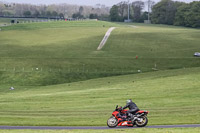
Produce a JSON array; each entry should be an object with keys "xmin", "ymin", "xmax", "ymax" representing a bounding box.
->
[
  {"xmin": 135, "ymin": 116, "xmax": 148, "ymax": 127},
  {"xmin": 107, "ymin": 116, "xmax": 118, "ymax": 128}
]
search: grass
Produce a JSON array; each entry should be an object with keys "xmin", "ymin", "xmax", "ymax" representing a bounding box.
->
[
  {"xmin": 0, "ymin": 67, "xmax": 200, "ymax": 126},
  {"xmin": 0, "ymin": 20, "xmax": 200, "ymax": 85},
  {"xmin": 1, "ymin": 128, "xmax": 200, "ymax": 133},
  {"xmin": 0, "ymin": 20, "xmax": 123, "ymax": 85},
  {"xmin": 0, "ymin": 19, "xmax": 200, "ymax": 126}
]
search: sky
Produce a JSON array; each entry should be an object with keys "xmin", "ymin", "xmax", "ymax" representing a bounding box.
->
[{"xmin": 1, "ymin": 0, "xmax": 199, "ymax": 6}]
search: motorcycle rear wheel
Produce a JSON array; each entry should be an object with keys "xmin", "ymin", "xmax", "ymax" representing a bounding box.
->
[
  {"xmin": 135, "ymin": 116, "xmax": 148, "ymax": 127},
  {"xmin": 107, "ymin": 116, "xmax": 118, "ymax": 128}
]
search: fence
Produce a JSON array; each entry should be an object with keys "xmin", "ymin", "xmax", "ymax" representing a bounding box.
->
[
  {"xmin": 0, "ymin": 67, "xmax": 144, "ymax": 74},
  {"xmin": 0, "ymin": 67, "xmax": 145, "ymax": 86},
  {"xmin": 0, "ymin": 18, "xmax": 98, "ymax": 28}
]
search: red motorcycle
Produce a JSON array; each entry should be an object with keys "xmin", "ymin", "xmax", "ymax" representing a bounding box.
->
[{"xmin": 107, "ymin": 105, "xmax": 149, "ymax": 128}]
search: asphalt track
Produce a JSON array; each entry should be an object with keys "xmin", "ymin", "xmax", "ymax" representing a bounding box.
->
[
  {"xmin": 0, "ymin": 124, "xmax": 200, "ymax": 130},
  {"xmin": 97, "ymin": 27, "xmax": 116, "ymax": 50}
]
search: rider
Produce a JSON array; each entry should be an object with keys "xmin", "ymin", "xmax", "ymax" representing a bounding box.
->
[{"xmin": 122, "ymin": 99, "xmax": 140, "ymax": 118}]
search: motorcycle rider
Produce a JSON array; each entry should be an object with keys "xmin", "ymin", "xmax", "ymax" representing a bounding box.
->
[{"xmin": 122, "ymin": 99, "xmax": 140, "ymax": 119}]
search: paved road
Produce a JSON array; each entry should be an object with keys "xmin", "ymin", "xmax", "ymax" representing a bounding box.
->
[
  {"xmin": 0, "ymin": 124, "xmax": 200, "ymax": 130},
  {"xmin": 97, "ymin": 27, "xmax": 116, "ymax": 50}
]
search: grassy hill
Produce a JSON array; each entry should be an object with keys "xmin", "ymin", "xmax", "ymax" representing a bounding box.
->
[
  {"xmin": 0, "ymin": 20, "xmax": 200, "ymax": 85},
  {"xmin": 0, "ymin": 67, "xmax": 200, "ymax": 126},
  {"xmin": 0, "ymin": 20, "xmax": 200, "ymax": 126}
]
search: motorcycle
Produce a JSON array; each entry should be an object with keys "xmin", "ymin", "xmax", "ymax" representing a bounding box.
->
[{"xmin": 107, "ymin": 105, "xmax": 149, "ymax": 128}]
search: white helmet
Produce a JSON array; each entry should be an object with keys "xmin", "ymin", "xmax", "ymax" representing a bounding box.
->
[{"xmin": 126, "ymin": 99, "xmax": 132, "ymax": 104}]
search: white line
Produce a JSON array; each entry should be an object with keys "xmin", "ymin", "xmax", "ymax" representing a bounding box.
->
[{"xmin": 97, "ymin": 27, "xmax": 116, "ymax": 50}]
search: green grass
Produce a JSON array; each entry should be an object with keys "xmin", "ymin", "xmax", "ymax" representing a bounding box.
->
[
  {"xmin": 0, "ymin": 20, "xmax": 200, "ymax": 126},
  {"xmin": 0, "ymin": 20, "xmax": 123, "ymax": 85},
  {"xmin": 1, "ymin": 128, "xmax": 200, "ymax": 133},
  {"xmin": 0, "ymin": 67, "xmax": 200, "ymax": 126},
  {"xmin": 0, "ymin": 20, "xmax": 200, "ymax": 85}
]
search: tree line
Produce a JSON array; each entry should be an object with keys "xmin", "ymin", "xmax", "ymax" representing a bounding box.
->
[
  {"xmin": 151, "ymin": 0, "xmax": 200, "ymax": 28},
  {"xmin": 0, "ymin": 2, "xmax": 110, "ymax": 20},
  {"xmin": 110, "ymin": 0, "xmax": 200, "ymax": 28},
  {"xmin": 109, "ymin": 1, "xmax": 155, "ymax": 22},
  {"xmin": 1, "ymin": 0, "xmax": 199, "ymax": 28}
]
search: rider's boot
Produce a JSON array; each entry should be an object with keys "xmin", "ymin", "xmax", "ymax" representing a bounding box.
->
[{"xmin": 127, "ymin": 113, "xmax": 134, "ymax": 121}]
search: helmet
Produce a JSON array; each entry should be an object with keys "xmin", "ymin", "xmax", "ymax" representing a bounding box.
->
[{"xmin": 126, "ymin": 99, "xmax": 132, "ymax": 104}]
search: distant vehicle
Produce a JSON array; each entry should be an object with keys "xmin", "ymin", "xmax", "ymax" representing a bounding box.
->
[{"xmin": 194, "ymin": 52, "xmax": 200, "ymax": 57}]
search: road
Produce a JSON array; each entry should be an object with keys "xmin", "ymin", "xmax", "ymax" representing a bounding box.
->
[
  {"xmin": 97, "ymin": 27, "xmax": 116, "ymax": 50},
  {"xmin": 0, "ymin": 124, "xmax": 200, "ymax": 130}
]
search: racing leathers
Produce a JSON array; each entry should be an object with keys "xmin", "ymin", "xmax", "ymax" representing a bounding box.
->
[{"xmin": 122, "ymin": 101, "xmax": 139, "ymax": 118}]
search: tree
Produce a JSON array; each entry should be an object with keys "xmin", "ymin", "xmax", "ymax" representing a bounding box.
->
[
  {"xmin": 0, "ymin": 3, "xmax": 5, "ymax": 16},
  {"xmin": 89, "ymin": 13, "xmax": 98, "ymax": 19},
  {"xmin": 59, "ymin": 13, "xmax": 64, "ymax": 19},
  {"xmin": 184, "ymin": 2, "xmax": 200, "ymax": 27},
  {"xmin": 79, "ymin": 6, "xmax": 84, "ymax": 15},
  {"xmin": 3, "ymin": 10, "xmax": 14, "ymax": 16},
  {"xmin": 151, "ymin": 0, "xmax": 181, "ymax": 25},
  {"xmin": 0, "ymin": 2, "xmax": 110, "ymax": 20},
  {"xmin": 46, "ymin": 11, "xmax": 52, "ymax": 18},
  {"xmin": 131, "ymin": 1, "xmax": 144, "ymax": 22},
  {"xmin": 117, "ymin": 1, "xmax": 128, "ymax": 19},
  {"xmin": 52, "ymin": 11, "xmax": 58, "ymax": 17},
  {"xmin": 110, "ymin": 5, "xmax": 121, "ymax": 21},
  {"xmin": 33, "ymin": 10, "xmax": 40, "ymax": 18},
  {"xmin": 174, "ymin": 3, "xmax": 189, "ymax": 26},
  {"xmin": 23, "ymin": 10, "xmax": 31, "ymax": 17},
  {"xmin": 40, "ymin": 11, "xmax": 46, "ymax": 17},
  {"xmin": 140, "ymin": 11, "xmax": 148, "ymax": 22},
  {"xmin": 72, "ymin": 13, "xmax": 84, "ymax": 19}
]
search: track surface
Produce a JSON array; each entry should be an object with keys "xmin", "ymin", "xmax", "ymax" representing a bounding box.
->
[
  {"xmin": 0, "ymin": 124, "xmax": 200, "ymax": 130},
  {"xmin": 97, "ymin": 27, "xmax": 116, "ymax": 50}
]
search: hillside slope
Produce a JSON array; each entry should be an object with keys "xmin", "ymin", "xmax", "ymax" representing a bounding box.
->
[
  {"xmin": 0, "ymin": 67, "xmax": 200, "ymax": 126},
  {"xmin": 0, "ymin": 21, "xmax": 200, "ymax": 85}
]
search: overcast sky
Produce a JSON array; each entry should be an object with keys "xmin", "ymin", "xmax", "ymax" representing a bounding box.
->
[{"xmin": 2, "ymin": 0, "xmax": 199, "ymax": 6}]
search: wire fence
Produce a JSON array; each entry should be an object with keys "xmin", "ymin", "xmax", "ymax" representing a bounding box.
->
[
  {"xmin": 0, "ymin": 67, "xmax": 145, "ymax": 74},
  {"xmin": 0, "ymin": 67, "xmax": 144, "ymax": 86},
  {"xmin": 0, "ymin": 18, "xmax": 98, "ymax": 27}
]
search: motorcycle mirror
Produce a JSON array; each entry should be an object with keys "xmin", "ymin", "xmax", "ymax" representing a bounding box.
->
[{"xmin": 116, "ymin": 105, "xmax": 118, "ymax": 109}]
